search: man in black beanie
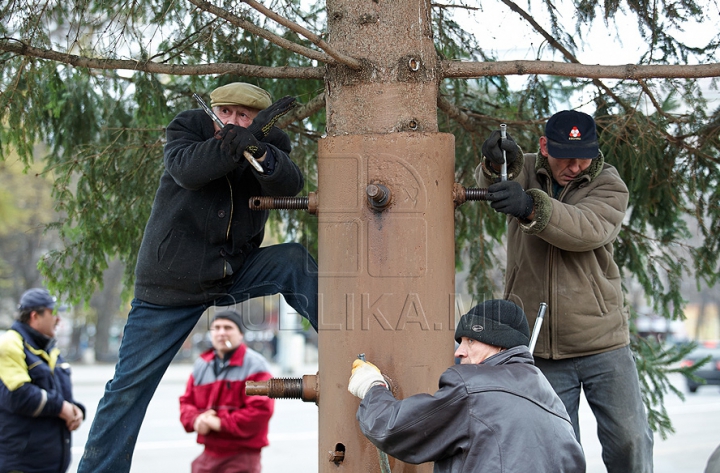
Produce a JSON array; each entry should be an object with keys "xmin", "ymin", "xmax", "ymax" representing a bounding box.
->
[{"xmin": 348, "ymin": 299, "xmax": 586, "ymax": 473}]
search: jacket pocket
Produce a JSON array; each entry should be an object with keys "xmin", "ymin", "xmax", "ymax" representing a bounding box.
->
[{"xmin": 588, "ymin": 274, "xmax": 609, "ymax": 314}]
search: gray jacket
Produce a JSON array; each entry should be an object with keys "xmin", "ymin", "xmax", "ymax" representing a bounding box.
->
[{"xmin": 357, "ymin": 347, "xmax": 586, "ymax": 472}]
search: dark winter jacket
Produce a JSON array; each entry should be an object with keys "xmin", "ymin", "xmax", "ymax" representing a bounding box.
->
[
  {"xmin": 179, "ymin": 344, "xmax": 274, "ymax": 456},
  {"xmin": 357, "ymin": 347, "xmax": 585, "ymax": 473},
  {"xmin": 476, "ymin": 151, "xmax": 630, "ymax": 359},
  {"xmin": 134, "ymin": 109, "xmax": 304, "ymax": 305},
  {"xmin": 0, "ymin": 321, "xmax": 85, "ymax": 473}
]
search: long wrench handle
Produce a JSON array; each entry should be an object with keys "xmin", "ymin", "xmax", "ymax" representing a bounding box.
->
[
  {"xmin": 499, "ymin": 123, "xmax": 508, "ymax": 181},
  {"xmin": 192, "ymin": 93, "xmax": 264, "ymax": 173},
  {"xmin": 193, "ymin": 93, "xmax": 225, "ymax": 129},
  {"xmin": 528, "ymin": 302, "xmax": 547, "ymax": 353},
  {"xmin": 357, "ymin": 353, "xmax": 392, "ymax": 473}
]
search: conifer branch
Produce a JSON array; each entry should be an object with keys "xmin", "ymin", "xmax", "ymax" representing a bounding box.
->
[
  {"xmin": 441, "ymin": 60, "xmax": 720, "ymax": 80},
  {"xmin": 0, "ymin": 39, "xmax": 324, "ymax": 79},
  {"xmin": 241, "ymin": 0, "xmax": 363, "ymax": 70},
  {"xmin": 186, "ymin": 0, "xmax": 332, "ymax": 64},
  {"xmin": 636, "ymin": 80, "xmax": 689, "ymax": 123},
  {"xmin": 437, "ymin": 95, "xmax": 479, "ymax": 133},
  {"xmin": 276, "ymin": 93, "xmax": 326, "ymax": 129},
  {"xmin": 496, "ymin": 0, "xmax": 636, "ymax": 110}
]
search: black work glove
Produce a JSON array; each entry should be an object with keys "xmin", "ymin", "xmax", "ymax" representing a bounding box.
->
[
  {"xmin": 487, "ymin": 180, "xmax": 534, "ymax": 219},
  {"xmin": 247, "ymin": 96, "xmax": 297, "ymax": 140},
  {"xmin": 218, "ymin": 124, "xmax": 265, "ymax": 161},
  {"xmin": 218, "ymin": 96, "xmax": 297, "ymax": 161},
  {"xmin": 482, "ymin": 129, "xmax": 520, "ymax": 168}
]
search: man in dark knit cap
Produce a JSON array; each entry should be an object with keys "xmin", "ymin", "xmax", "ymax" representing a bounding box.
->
[
  {"xmin": 348, "ymin": 299, "xmax": 586, "ymax": 473},
  {"xmin": 180, "ymin": 310, "xmax": 274, "ymax": 473}
]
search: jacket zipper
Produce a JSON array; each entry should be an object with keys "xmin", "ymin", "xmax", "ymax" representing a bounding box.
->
[
  {"xmin": 547, "ymin": 180, "xmax": 577, "ymax": 358},
  {"xmin": 223, "ymin": 175, "xmax": 234, "ymax": 278}
]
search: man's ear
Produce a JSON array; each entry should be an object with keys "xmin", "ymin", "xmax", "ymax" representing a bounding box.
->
[{"xmin": 539, "ymin": 136, "xmax": 549, "ymax": 157}]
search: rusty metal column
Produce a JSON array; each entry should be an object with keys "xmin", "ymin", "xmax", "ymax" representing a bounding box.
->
[{"xmin": 317, "ymin": 132, "xmax": 455, "ymax": 472}]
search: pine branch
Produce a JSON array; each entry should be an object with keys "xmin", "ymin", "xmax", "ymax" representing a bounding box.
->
[
  {"xmin": 431, "ymin": 3, "xmax": 480, "ymax": 11},
  {"xmin": 186, "ymin": 0, "xmax": 332, "ymax": 64},
  {"xmin": 441, "ymin": 59, "xmax": 720, "ymax": 80},
  {"xmin": 437, "ymin": 95, "xmax": 480, "ymax": 133},
  {"xmin": 0, "ymin": 39, "xmax": 324, "ymax": 79},
  {"xmin": 497, "ymin": 0, "xmax": 640, "ymax": 110},
  {"xmin": 241, "ymin": 0, "xmax": 363, "ymax": 70},
  {"xmin": 636, "ymin": 80, "xmax": 690, "ymax": 124},
  {"xmin": 276, "ymin": 93, "xmax": 326, "ymax": 128}
]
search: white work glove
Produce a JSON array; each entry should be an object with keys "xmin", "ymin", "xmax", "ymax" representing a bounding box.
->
[{"xmin": 348, "ymin": 359, "xmax": 387, "ymax": 399}]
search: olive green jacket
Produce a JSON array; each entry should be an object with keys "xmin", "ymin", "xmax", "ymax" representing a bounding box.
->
[{"xmin": 475, "ymin": 151, "xmax": 630, "ymax": 359}]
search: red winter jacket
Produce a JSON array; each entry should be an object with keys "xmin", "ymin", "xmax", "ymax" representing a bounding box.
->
[{"xmin": 179, "ymin": 344, "xmax": 274, "ymax": 456}]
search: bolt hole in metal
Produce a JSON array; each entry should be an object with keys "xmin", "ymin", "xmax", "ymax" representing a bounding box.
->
[
  {"xmin": 329, "ymin": 443, "xmax": 346, "ymax": 463},
  {"xmin": 407, "ymin": 120, "xmax": 418, "ymax": 130}
]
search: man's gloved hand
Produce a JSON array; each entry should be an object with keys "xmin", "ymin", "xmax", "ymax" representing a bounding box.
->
[
  {"xmin": 487, "ymin": 180, "xmax": 534, "ymax": 219},
  {"xmin": 348, "ymin": 359, "xmax": 387, "ymax": 400},
  {"xmin": 218, "ymin": 97, "xmax": 297, "ymax": 162},
  {"xmin": 218, "ymin": 124, "xmax": 266, "ymax": 161},
  {"xmin": 247, "ymin": 96, "xmax": 297, "ymax": 140},
  {"xmin": 482, "ymin": 129, "xmax": 520, "ymax": 168}
]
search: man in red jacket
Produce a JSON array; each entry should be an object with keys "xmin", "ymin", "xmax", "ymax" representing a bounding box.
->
[{"xmin": 180, "ymin": 310, "xmax": 274, "ymax": 473}]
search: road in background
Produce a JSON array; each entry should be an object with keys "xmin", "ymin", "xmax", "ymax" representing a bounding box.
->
[{"xmin": 67, "ymin": 363, "xmax": 719, "ymax": 473}]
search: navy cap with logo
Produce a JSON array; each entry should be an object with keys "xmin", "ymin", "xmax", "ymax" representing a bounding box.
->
[
  {"xmin": 545, "ymin": 110, "xmax": 599, "ymax": 159},
  {"xmin": 454, "ymin": 299, "xmax": 529, "ymax": 349},
  {"xmin": 18, "ymin": 288, "xmax": 56, "ymax": 311}
]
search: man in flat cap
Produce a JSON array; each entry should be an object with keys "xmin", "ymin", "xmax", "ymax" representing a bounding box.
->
[
  {"xmin": 180, "ymin": 310, "xmax": 274, "ymax": 473},
  {"xmin": 0, "ymin": 288, "xmax": 85, "ymax": 473},
  {"xmin": 348, "ymin": 299, "xmax": 585, "ymax": 473},
  {"xmin": 476, "ymin": 110, "xmax": 653, "ymax": 472},
  {"xmin": 78, "ymin": 83, "xmax": 317, "ymax": 473}
]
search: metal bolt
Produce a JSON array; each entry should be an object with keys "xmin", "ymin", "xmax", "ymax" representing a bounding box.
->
[{"xmin": 366, "ymin": 183, "xmax": 391, "ymax": 210}]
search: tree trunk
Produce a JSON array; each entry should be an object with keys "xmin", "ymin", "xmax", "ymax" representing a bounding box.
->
[
  {"xmin": 91, "ymin": 259, "xmax": 125, "ymax": 362},
  {"xmin": 318, "ymin": 1, "xmax": 453, "ymax": 471}
]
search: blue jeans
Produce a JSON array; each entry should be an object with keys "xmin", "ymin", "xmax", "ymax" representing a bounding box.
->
[
  {"xmin": 534, "ymin": 346, "xmax": 654, "ymax": 473},
  {"xmin": 77, "ymin": 243, "xmax": 317, "ymax": 473}
]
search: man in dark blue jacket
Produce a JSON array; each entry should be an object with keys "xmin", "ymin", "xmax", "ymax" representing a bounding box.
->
[
  {"xmin": 0, "ymin": 288, "xmax": 85, "ymax": 473},
  {"xmin": 77, "ymin": 83, "xmax": 318, "ymax": 473}
]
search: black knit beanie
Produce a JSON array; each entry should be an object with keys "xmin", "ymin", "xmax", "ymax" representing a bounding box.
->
[
  {"xmin": 454, "ymin": 300, "xmax": 530, "ymax": 348},
  {"xmin": 212, "ymin": 310, "xmax": 244, "ymax": 333}
]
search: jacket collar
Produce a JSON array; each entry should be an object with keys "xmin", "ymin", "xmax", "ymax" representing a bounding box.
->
[
  {"xmin": 480, "ymin": 345, "xmax": 534, "ymax": 366},
  {"xmin": 200, "ymin": 342, "xmax": 248, "ymax": 366},
  {"xmin": 11, "ymin": 320, "xmax": 55, "ymax": 352},
  {"xmin": 535, "ymin": 149, "xmax": 606, "ymax": 185}
]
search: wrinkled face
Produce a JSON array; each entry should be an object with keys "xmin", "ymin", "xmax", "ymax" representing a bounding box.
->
[
  {"xmin": 212, "ymin": 104, "xmax": 260, "ymax": 130},
  {"xmin": 30, "ymin": 308, "xmax": 59, "ymax": 338},
  {"xmin": 454, "ymin": 337, "xmax": 501, "ymax": 364},
  {"xmin": 210, "ymin": 319, "xmax": 244, "ymax": 356},
  {"xmin": 539, "ymin": 136, "xmax": 593, "ymax": 186}
]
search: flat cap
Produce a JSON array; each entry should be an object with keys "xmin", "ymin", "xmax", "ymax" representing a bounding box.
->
[{"xmin": 210, "ymin": 82, "xmax": 272, "ymax": 110}]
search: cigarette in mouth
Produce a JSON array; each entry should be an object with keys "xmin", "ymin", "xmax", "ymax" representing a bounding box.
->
[{"xmin": 225, "ymin": 340, "xmax": 232, "ymax": 349}]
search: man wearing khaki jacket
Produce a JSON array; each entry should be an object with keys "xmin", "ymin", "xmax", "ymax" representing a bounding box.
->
[{"xmin": 476, "ymin": 110, "xmax": 653, "ymax": 473}]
